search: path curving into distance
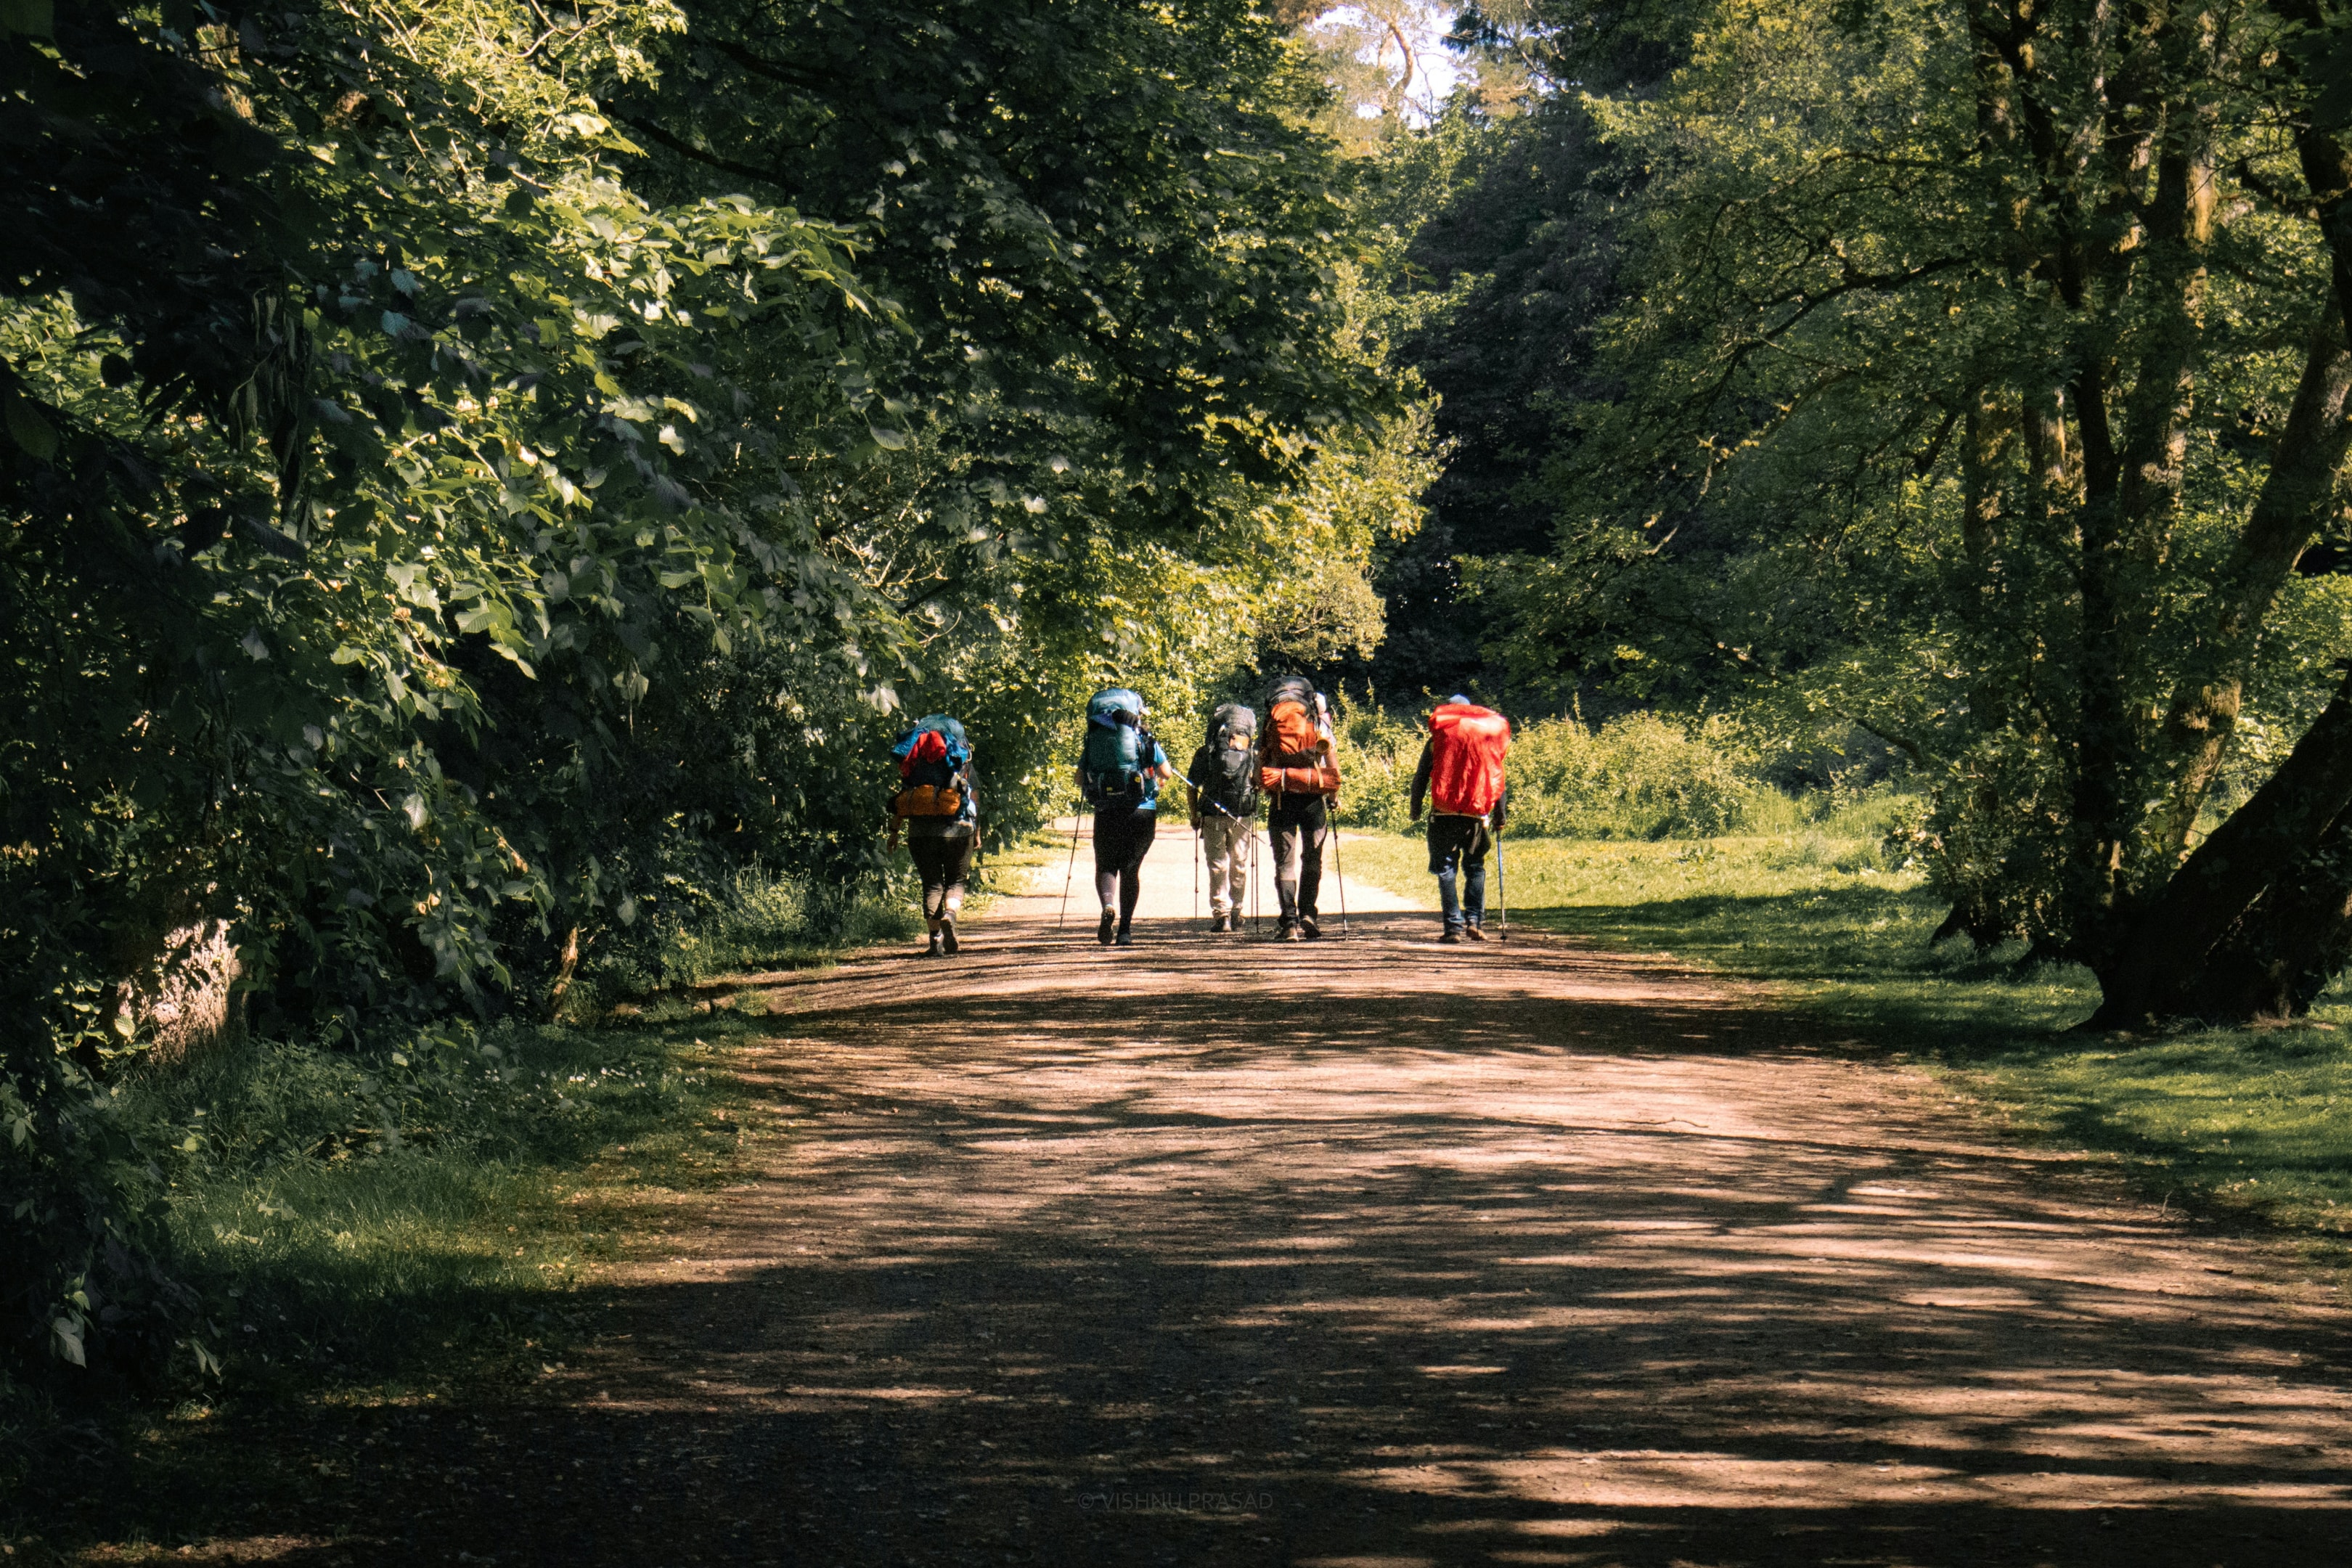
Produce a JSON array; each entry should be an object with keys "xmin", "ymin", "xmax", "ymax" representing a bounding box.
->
[{"xmin": 272, "ymin": 825, "xmax": 2352, "ymax": 1564}]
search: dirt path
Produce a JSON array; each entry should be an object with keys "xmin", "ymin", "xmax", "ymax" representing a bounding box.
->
[{"xmin": 272, "ymin": 829, "xmax": 2352, "ymax": 1565}]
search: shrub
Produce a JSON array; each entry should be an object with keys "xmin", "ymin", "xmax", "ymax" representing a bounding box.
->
[
  {"xmin": 1330, "ymin": 695, "xmax": 1426, "ymax": 831},
  {"xmin": 1508, "ymin": 713, "xmax": 1757, "ymax": 838},
  {"xmin": 1335, "ymin": 701, "xmax": 1765, "ymax": 840},
  {"xmin": 563, "ymin": 866, "xmax": 915, "ymax": 1020}
]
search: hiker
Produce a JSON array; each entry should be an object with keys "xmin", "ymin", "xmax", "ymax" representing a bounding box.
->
[
  {"xmin": 1185, "ymin": 701, "xmax": 1261, "ymax": 934},
  {"xmin": 1077, "ymin": 687, "xmax": 1172, "ymax": 947},
  {"xmin": 1409, "ymin": 695, "xmax": 1512, "ymax": 943},
  {"xmin": 886, "ymin": 714, "xmax": 980, "ymax": 957},
  {"xmin": 1257, "ymin": 674, "xmax": 1341, "ymax": 940}
]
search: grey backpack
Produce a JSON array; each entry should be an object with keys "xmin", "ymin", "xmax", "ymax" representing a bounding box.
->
[{"xmin": 1201, "ymin": 703, "xmax": 1260, "ymax": 817}]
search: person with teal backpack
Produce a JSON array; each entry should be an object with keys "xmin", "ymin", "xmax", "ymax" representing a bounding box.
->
[
  {"xmin": 1077, "ymin": 687, "xmax": 1171, "ymax": 947},
  {"xmin": 886, "ymin": 714, "xmax": 979, "ymax": 957}
]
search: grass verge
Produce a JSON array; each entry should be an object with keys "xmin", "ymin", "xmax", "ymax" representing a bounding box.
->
[
  {"xmin": 5, "ymin": 878, "xmax": 920, "ymax": 1557},
  {"xmin": 1342, "ymin": 825, "xmax": 2352, "ymax": 1258},
  {"xmin": 5, "ymin": 1005, "xmax": 771, "ymax": 1557}
]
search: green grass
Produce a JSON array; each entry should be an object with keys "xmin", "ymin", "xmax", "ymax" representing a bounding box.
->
[
  {"xmin": 156, "ymin": 1016, "xmax": 766, "ymax": 1383},
  {"xmin": 565, "ymin": 871, "xmax": 917, "ymax": 1016},
  {"xmin": 1344, "ymin": 822, "xmax": 2352, "ymax": 1256},
  {"xmin": 4, "ymin": 1005, "xmax": 775, "ymax": 1550}
]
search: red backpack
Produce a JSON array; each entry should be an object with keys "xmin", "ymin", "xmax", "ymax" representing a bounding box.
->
[{"xmin": 1429, "ymin": 702, "xmax": 1510, "ymax": 817}]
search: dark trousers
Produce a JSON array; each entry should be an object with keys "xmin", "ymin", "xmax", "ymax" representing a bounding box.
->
[
  {"xmin": 1428, "ymin": 814, "xmax": 1489, "ymax": 928},
  {"xmin": 1268, "ymin": 795, "xmax": 1328, "ymax": 923},
  {"xmin": 909, "ymin": 835, "xmax": 976, "ymax": 922},
  {"xmin": 1092, "ymin": 808, "xmax": 1157, "ymax": 929}
]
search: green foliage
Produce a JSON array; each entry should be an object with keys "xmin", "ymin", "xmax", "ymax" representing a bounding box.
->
[
  {"xmin": 1, "ymin": 0, "xmax": 1400, "ymax": 1390},
  {"xmin": 1, "ymin": 0, "xmax": 909, "ymax": 1384},
  {"xmin": 1330, "ymin": 694, "xmax": 1429, "ymax": 830},
  {"xmin": 1504, "ymin": 712, "xmax": 1756, "ymax": 838},
  {"xmin": 0, "ymin": 1008, "xmax": 760, "ymax": 1515},
  {"xmin": 1334, "ymin": 699, "xmax": 1802, "ymax": 840},
  {"xmin": 1441, "ymin": 0, "xmax": 2352, "ymax": 1013},
  {"xmin": 562, "ymin": 870, "xmax": 915, "ymax": 1018}
]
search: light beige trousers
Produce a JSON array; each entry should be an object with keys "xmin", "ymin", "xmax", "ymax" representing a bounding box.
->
[{"xmin": 1200, "ymin": 813, "xmax": 1251, "ymax": 915}]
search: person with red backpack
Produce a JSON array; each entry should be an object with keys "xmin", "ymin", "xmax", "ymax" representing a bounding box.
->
[
  {"xmin": 1409, "ymin": 695, "xmax": 1511, "ymax": 943},
  {"xmin": 1257, "ymin": 675, "xmax": 1341, "ymax": 940},
  {"xmin": 886, "ymin": 715, "xmax": 980, "ymax": 957}
]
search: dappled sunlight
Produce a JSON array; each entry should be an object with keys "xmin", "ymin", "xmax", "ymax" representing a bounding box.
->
[{"xmin": 125, "ymin": 910, "xmax": 2352, "ymax": 1565}]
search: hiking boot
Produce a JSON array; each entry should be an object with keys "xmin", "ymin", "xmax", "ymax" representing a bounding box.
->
[
  {"xmin": 1299, "ymin": 916, "xmax": 1320, "ymax": 940},
  {"xmin": 941, "ymin": 919, "xmax": 960, "ymax": 956},
  {"xmin": 1462, "ymin": 923, "xmax": 1486, "ymax": 942},
  {"xmin": 1114, "ymin": 928, "xmax": 1135, "ymax": 947},
  {"xmin": 1439, "ymin": 926, "xmax": 1462, "ymax": 944},
  {"xmin": 924, "ymin": 931, "xmax": 944, "ymax": 957},
  {"xmin": 1098, "ymin": 908, "xmax": 1117, "ymax": 947},
  {"xmin": 1210, "ymin": 913, "xmax": 1230, "ymax": 934},
  {"xmin": 1277, "ymin": 922, "xmax": 1302, "ymax": 942}
]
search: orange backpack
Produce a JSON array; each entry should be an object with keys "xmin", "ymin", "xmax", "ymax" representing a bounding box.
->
[
  {"xmin": 1429, "ymin": 701, "xmax": 1510, "ymax": 817},
  {"xmin": 1257, "ymin": 680, "xmax": 1340, "ymax": 797}
]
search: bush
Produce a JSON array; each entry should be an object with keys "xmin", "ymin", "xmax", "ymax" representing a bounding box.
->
[
  {"xmin": 1333, "ymin": 701, "xmax": 1768, "ymax": 840},
  {"xmin": 1508, "ymin": 713, "xmax": 1757, "ymax": 838},
  {"xmin": 562, "ymin": 866, "xmax": 916, "ymax": 1020},
  {"xmin": 1330, "ymin": 695, "xmax": 1426, "ymax": 831}
]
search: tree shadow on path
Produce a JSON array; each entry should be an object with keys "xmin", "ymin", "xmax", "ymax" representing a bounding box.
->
[{"xmin": 52, "ymin": 915, "xmax": 2352, "ymax": 1567}]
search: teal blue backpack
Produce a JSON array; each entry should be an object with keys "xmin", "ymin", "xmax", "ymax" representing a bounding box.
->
[{"xmin": 1079, "ymin": 687, "xmax": 1155, "ymax": 807}]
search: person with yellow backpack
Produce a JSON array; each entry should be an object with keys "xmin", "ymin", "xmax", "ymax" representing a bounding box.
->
[
  {"xmin": 1257, "ymin": 675, "xmax": 1340, "ymax": 941},
  {"xmin": 886, "ymin": 714, "xmax": 979, "ymax": 957},
  {"xmin": 1409, "ymin": 695, "xmax": 1511, "ymax": 943}
]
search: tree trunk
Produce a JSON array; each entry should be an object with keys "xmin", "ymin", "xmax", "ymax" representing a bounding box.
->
[
  {"xmin": 547, "ymin": 923, "xmax": 583, "ymax": 1023},
  {"xmin": 2092, "ymin": 667, "xmax": 2352, "ymax": 1028},
  {"xmin": 2174, "ymin": 808, "xmax": 2352, "ymax": 1022},
  {"xmin": 2149, "ymin": 308, "xmax": 2352, "ymax": 860}
]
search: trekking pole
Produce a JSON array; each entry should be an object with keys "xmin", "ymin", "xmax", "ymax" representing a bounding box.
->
[
  {"xmin": 1329, "ymin": 807, "xmax": 1349, "ymax": 937},
  {"xmin": 1193, "ymin": 817, "xmax": 1200, "ymax": 927},
  {"xmin": 1249, "ymin": 825, "xmax": 1262, "ymax": 933},
  {"xmin": 1494, "ymin": 820, "xmax": 1508, "ymax": 943},
  {"xmin": 1057, "ymin": 807, "xmax": 1082, "ymax": 930}
]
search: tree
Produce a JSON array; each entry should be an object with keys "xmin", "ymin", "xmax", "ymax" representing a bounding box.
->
[
  {"xmin": 1, "ymin": 0, "xmax": 1400, "ymax": 1381},
  {"xmin": 1475, "ymin": 0, "xmax": 2352, "ymax": 1023}
]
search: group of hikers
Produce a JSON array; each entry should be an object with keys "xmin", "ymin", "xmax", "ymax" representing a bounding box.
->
[{"xmin": 883, "ymin": 679, "xmax": 1513, "ymax": 956}]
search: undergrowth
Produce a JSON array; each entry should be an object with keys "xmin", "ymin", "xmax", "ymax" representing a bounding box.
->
[
  {"xmin": 564, "ymin": 867, "xmax": 918, "ymax": 1018},
  {"xmin": 1329, "ymin": 698, "xmax": 1906, "ymax": 842},
  {"xmin": 3, "ymin": 867, "xmax": 917, "ymax": 1542}
]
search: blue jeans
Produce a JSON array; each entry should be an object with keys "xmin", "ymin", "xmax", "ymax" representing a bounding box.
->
[{"xmin": 1428, "ymin": 816, "xmax": 1487, "ymax": 928}]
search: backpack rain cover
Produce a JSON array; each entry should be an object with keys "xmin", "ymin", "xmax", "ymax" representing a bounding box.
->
[{"xmin": 1429, "ymin": 701, "xmax": 1511, "ymax": 817}]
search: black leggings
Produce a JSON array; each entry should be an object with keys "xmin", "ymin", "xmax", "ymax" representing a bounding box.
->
[
  {"xmin": 1092, "ymin": 808, "xmax": 1157, "ymax": 929},
  {"xmin": 909, "ymin": 835, "xmax": 976, "ymax": 922}
]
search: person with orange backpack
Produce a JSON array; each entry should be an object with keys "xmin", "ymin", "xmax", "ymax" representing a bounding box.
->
[
  {"xmin": 886, "ymin": 714, "xmax": 981, "ymax": 957},
  {"xmin": 1257, "ymin": 674, "xmax": 1341, "ymax": 940},
  {"xmin": 1409, "ymin": 695, "xmax": 1511, "ymax": 943}
]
